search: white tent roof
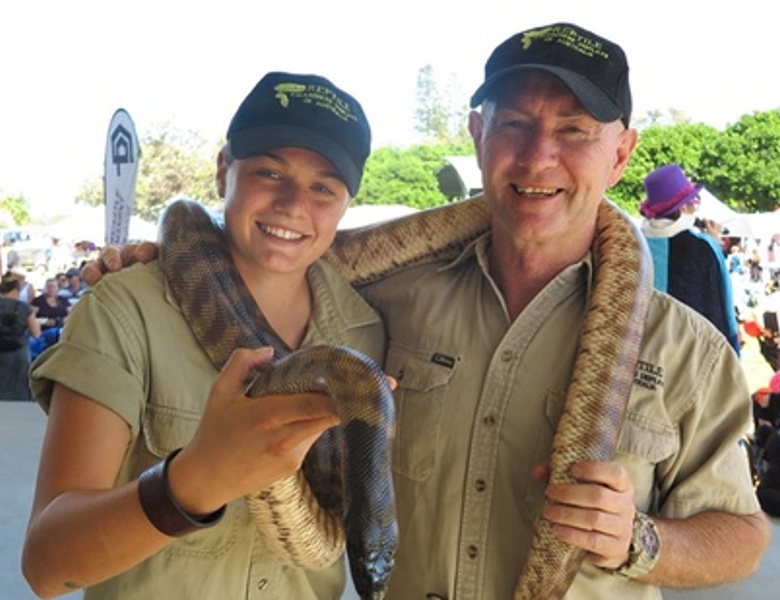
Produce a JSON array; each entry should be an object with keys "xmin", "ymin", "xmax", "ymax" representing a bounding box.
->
[
  {"xmin": 696, "ymin": 188, "xmax": 780, "ymax": 240},
  {"xmin": 338, "ymin": 204, "xmax": 418, "ymax": 230}
]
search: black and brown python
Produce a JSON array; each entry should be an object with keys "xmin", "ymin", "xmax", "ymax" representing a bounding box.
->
[{"xmin": 158, "ymin": 195, "xmax": 652, "ymax": 600}]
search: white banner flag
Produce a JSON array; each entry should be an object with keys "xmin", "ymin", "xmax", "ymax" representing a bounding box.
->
[{"xmin": 104, "ymin": 108, "xmax": 140, "ymax": 245}]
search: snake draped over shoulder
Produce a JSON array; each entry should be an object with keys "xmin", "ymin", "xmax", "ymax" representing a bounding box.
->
[{"xmin": 158, "ymin": 195, "xmax": 652, "ymax": 600}]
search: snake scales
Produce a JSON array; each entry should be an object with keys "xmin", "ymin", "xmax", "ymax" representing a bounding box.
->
[{"xmin": 158, "ymin": 195, "xmax": 652, "ymax": 599}]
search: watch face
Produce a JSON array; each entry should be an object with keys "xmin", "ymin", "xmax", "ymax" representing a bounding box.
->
[{"xmin": 639, "ymin": 519, "xmax": 660, "ymax": 559}]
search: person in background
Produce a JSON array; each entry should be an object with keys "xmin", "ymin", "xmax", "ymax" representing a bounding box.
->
[
  {"xmin": 29, "ymin": 277, "xmax": 70, "ymax": 359},
  {"xmin": 78, "ymin": 22, "xmax": 770, "ymax": 599},
  {"xmin": 55, "ymin": 272, "xmax": 68, "ymax": 292},
  {"xmin": 755, "ymin": 424, "xmax": 780, "ymax": 517},
  {"xmin": 57, "ymin": 266, "xmax": 86, "ymax": 307},
  {"xmin": 639, "ymin": 164, "xmax": 741, "ymax": 354},
  {"xmin": 0, "ymin": 275, "xmax": 40, "ymax": 400},
  {"xmin": 31, "ymin": 278, "xmax": 71, "ymax": 331},
  {"xmin": 3, "ymin": 269, "xmax": 36, "ymax": 304},
  {"xmin": 23, "ymin": 72, "xmax": 382, "ymax": 599}
]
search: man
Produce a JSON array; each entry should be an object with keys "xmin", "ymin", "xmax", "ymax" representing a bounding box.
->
[
  {"xmin": 58, "ymin": 266, "xmax": 86, "ymax": 306},
  {"xmin": 359, "ymin": 22, "xmax": 768, "ymax": 599},
  {"xmin": 639, "ymin": 163, "xmax": 740, "ymax": 354},
  {"xmin": 83, "ymin": 23, "xmax": 769, "ymax": 599}
]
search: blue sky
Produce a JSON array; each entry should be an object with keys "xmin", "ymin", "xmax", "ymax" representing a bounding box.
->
[{"xmin": 1, "ymin": 1, "xmax": 777, "ymax": 217}]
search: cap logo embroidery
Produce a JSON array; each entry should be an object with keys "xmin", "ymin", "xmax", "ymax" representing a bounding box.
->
[
  {"xmin": 273, "ymin": 83, "xmax": 307, "ymax": 107},
  {"xmin": 273, "ymin": 82, "xmax": 358, "ymax": 124},
  {"xmin": 521, "ymin": 25, "xmax": 610, "ymax": 62}
]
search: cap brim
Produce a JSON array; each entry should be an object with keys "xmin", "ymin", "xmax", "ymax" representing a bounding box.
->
[
  {"xmin": 230, "ymin": 124, "xmax": 361, "ymax": 196},
  {"xmin": 469, "ymin": 64, "xmax": 622, "ymax": 124}
]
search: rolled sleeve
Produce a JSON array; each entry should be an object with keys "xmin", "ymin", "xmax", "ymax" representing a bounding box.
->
[{"xmin": 30, "ymin": 271, "xmax": 152, "ymax": 437}]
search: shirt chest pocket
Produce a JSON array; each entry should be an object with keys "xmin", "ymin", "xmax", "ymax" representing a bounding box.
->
[
  {"xmin": 385, "ymin": 343, "xmax": 456, "ymax": 482},
  {"xmin": 141, "ymin": 402, "xmax": 243, "ymax": 559},
  {"xmin": 142, "ymin": 402, "xmax": 201, "ymax": 458},
  {"xmin": 615, "ymin": 413, "xmax": 678, "ymax": 504}
]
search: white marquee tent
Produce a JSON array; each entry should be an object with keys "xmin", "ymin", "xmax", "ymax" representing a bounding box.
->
[{"xmin": 697, "ymin": 188, "xmax": 780, "ymax": 240}]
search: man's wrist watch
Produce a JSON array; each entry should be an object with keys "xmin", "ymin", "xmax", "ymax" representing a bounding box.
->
[{"xmin": 611, "ymin": 511, "xmax": 661, "ymax": 579}]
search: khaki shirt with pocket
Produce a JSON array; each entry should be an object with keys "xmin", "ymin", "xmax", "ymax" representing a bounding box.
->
[
  {"xmin": 361, "ymin": 234, "xmax": 757, "ymax": 600},
  {"xmin": 31, "ymin": 258, "xmax": 385, "ymax": 600}
]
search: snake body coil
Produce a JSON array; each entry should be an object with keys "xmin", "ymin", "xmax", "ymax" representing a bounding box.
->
[{"xmin": 159, "ymin": 196, "xmax": 652, "ymax": 599}]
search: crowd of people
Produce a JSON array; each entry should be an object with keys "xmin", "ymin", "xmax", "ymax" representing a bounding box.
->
[
  {"xmin": 0, "ymin": 265, "xmax": 86, "ymax": 400},
  {"xmin": 634, "ymin": 164, "xmax": 780, "ymax": 520},
  {"xmin": 638, "ymin": 164, "xmax": 780, "ymax": 522}
]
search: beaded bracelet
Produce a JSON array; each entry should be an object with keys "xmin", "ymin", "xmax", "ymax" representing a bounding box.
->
[{"xmin": 137, "ymin": 448, "xmax": 226, "ymax": 537}]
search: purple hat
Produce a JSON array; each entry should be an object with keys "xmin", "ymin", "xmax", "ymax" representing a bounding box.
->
[{"xmin": 639, "ymin": 164, "xmax": 703, "ymax": 219}]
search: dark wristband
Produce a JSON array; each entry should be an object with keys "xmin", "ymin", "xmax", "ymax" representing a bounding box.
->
[{"xmin": 137, "ymin": 448, "xmax": 226, "ymax": 537}]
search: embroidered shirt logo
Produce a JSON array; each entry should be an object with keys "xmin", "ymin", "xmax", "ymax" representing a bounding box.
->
[{"xmin": 635, "ymin": 360, "xmax": 664, "ymax": 391}]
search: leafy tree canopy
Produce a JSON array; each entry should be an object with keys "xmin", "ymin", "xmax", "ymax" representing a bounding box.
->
[
  {"xmin": 702, "ymin": 110, "xmax": 780, "ymax": 212},
  {"xmin": 76, "ymin": 124, "xmax": 222, "ymax": 222},
  {"xmin": 0, "ymin": 192, "xmax": 31, "ymax": 227}
]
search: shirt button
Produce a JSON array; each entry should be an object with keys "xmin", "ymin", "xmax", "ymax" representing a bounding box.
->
[
  {"xmin": 257, "ymin": 578, "xmax": 269, "ymax": 591},
  {"xmin": 483, "ymin": 414, "xmax": 496, "ymax": 427},
  {"xmin": 500, "ymin": 349, "xmax": 514, "ymax": 361},
  {"xmin": 475, "ymin": 478, "xmax": 486, "ymax": 492},
  {"xmin": 467, "ymin": 545, "xmax": 478, "ymax": 559}
]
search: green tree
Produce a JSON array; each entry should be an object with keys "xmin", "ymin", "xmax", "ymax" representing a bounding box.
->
[
  {"xmin": 415, "ymin": 65, "xmax": 449, "ymax": 141},
  {"xmin": 609, "ymin": 122, "xmax": 722, "ymax": 213},
  {"xmin": 414, "ymin": 65, "xmax": 471, "ymax": 145},
  {"xmin": 359, "ymin": 146, "xmax": 445, "ymax": 209},
  {"xmin": 76, "ymin": 124, "xmax": 221, "ymax": 222},
  {"xmin": 702, "ymin": 110, "xmax": 780, "ymax": 212},
  {"xmin": 0, "ymin": 192, "xmax": 32, "ymax": 226},
  {"xmin": 74, "ymin": 178, "xmax": 103, "ymax": 207},
  {"xmin": 358, "ymin": 142, "xmax": 477, "ymax": 209}
]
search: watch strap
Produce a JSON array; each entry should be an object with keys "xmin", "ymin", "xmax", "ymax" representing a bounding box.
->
[{"xmin": 610, "ymin": 510, "xmax": 661, "ymax": 580}]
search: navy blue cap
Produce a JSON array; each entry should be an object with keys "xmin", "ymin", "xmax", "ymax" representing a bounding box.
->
[
  {"xmin": 470, "ymin": 23, "xmax": 632, "ymax": 128},
  {"xmin": 227, "ymin": 72, "xmax": 371, "ymax": 196}
]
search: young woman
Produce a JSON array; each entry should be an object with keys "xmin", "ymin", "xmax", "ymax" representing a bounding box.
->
[{"xmin": 23, "ymin": 72, "xmax": 382, "ymax": 599}]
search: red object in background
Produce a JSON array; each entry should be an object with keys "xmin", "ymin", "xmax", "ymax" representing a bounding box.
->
[{"xmin": 744, "ymin": 320, "xmax": 763, "ymax": 338}]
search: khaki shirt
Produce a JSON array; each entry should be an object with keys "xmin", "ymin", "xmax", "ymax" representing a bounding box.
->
[
  {"xmin": 31, "ymin": 259, "xmax": 385, "ymax": 600},
  {"xmin": 361, "ymin": 234, "xmax": 757, "ymax": 600}
]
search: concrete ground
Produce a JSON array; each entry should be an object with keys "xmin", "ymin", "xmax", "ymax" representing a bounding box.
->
[{"xmin": 2, "ymin": 401, "xmax": 778, "ymax": 599}]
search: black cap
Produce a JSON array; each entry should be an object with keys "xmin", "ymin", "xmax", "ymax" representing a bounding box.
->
[
  {"xmin": 470, "ymin": 23, "xmax": 632, "ymax": 128},
  {"xmin": 227, "ymin": 72, "xmax": 371, "ymax": 196}
]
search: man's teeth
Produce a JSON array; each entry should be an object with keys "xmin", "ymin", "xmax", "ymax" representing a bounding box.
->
[
  {"xmin": 260, "ymin": 224, "xmax": 304, "ymax": 240},
  {"xmin": 515, "ymin": 186, "xmax": 557, "ymax": 196}
]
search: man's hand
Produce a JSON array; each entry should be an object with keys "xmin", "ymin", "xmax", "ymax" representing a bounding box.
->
[
  {"xmin": 81, "ymin": 241, "xmax": 159, "ymax": 286},
  {"xmin": 535, "ymin": 460, "xmax": 636, "ymax": 570}
]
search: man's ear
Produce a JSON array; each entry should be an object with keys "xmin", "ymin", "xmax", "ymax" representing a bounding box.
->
[{"xmin": 607, "ymin": 127, "xmax": 638, "ymax": 188}]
